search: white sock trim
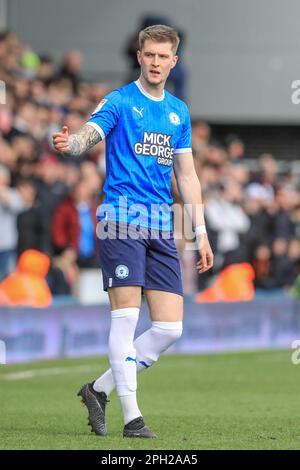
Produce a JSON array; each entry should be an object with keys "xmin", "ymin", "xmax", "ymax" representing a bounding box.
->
[
  {"xmin": 152, "ymin": 321, "xmax": 183, "ymax": 330},
  {"xmin": 111, "ymin": 307, "xmax": 140, "ymax": 318}
]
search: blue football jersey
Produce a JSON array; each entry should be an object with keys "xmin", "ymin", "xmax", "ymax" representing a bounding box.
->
[{"xmin": 87, "ymin": 79, "xmax": 192, "ymax": 230}]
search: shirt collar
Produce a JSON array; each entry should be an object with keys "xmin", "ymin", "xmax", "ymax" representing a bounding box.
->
[{"xmin": 134, "ymin": 79, "xmax": 165, "ymax": 102}]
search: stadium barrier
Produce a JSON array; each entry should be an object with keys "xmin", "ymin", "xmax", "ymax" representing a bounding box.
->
[{"xmin": 0, "ymin": 298, "xmax": 300, "ymax": 363}]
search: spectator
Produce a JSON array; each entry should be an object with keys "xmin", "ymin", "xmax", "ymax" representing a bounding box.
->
[
  {"xmin": 243, "ymin": 186, "xmax": 274, "ymax": 260},
  {"xmin": 51, "ymin": 179, "xmax": 98, "ymax": 267},
  {"xmin": 192, "ymin": 120, "xmax": 211, "ymax": 151},
  {"xmin": 225, "ymin": 134, "xmax": 245, "ymax": 163},
  {"xmin": 80, "ymin": 160, "xmax": 101, "ymax": 197},
  {"xmin": 35, "ymin": 154, "xmax": 69, "ymax": 215},
  {"xmin": 252, "ymin": 244, "xmax": 274, "ymax": 289},
  {"xmin": 47, "ymin": 247, "xmax": 79, "ymax": 296},
  {"xmin": 270, "ymin": 238, "xmax": 294, "ymax": 288},
  {"xmin": 258, "ymin": 153, "xmax": 278, "ymax": 188},
  {"xmin": 286, "ymin": 238, "xmax": 300, "ymax": 287},
  {"xmin": 0, "ymin": 164, "xmax": 25, "ymax": 280},
  {"xmin": 36, "ymin": 54, "xmax": 56, "ymax": 82},
  {"xmin": 57, "ymin": 50, "xmax": 83, "ymax": 93},
  {"xmin": 205, "ymin": 181, "xmax": 250, "ymax": 267},
  {"xmin": 273, "ymin": 186, "xmax": 297, "ymax": 239},
  {"xmin": 16, "ymin": 177, "xmax": 50, "ymax": 256}
]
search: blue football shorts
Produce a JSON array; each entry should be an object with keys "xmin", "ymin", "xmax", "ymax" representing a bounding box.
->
[{"xmin": 97, "ymin": 221, "xmax": 183, "ymax": 296}]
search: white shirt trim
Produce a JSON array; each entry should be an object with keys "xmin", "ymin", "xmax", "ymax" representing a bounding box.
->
[
  {"xmin": 134, "ymin": 79, "xmax": 165, "ymax": 102},
  {"xmin": 174, "ymin": 148, "xmax": 192, "ymax": 154},
  {"xmin": 86, "ymin": 121, "xmax": 105, "ymax": 140}
]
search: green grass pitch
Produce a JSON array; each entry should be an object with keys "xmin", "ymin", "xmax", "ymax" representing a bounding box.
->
[{"xmin": 0, "ymin": 350, "xmax": 299, "ymax": 450}]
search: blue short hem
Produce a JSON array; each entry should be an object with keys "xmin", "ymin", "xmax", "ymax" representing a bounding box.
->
[{"xmin": 103, "ymin": 281, "xmax": 145, "ymax": 292}]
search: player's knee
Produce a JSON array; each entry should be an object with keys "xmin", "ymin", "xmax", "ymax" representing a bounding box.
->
[
  {"xmin": 152, "ymin": 321, "xmax": 183, "ymax": 347},
  {"xmin": 164, "ymin": 326, "xmax": 183, "ymax": 344},
  {"xmin": 108, "ymin": 287, "xmax": 141, "ymax": 310}
]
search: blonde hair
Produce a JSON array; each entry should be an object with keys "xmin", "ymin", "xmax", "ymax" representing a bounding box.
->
[{"xmin": 139, "ymin": 25, "xmax": 180, "ymax": 54}]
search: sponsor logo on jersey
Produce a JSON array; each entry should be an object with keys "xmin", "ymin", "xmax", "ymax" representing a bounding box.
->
[
  {"xmin": 115, "ymin": 264, "xmax": 129, "ymax": 279},
  {"xmin": 92, "ymin": 99, "xmax": 107, "ymax": 114},
  {"xmin": 169, "ymin": 112, "xmax": 180, "ymax": 125},
  {"xmin": 134, "ymin": 131, "xmax": 174, "ymax": 166},
  {"xmin": 132, "ymin": 106, "xmax": 144, "ymax": 117}
]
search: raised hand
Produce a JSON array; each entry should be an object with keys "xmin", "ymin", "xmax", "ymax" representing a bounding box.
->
[
  {"xmin": 52, "ymin": 124, "xmax": 101, "ymax": 156},
  {"xmin": 52, "ymin": 126, "xmax": 71, "ymax": 154}
]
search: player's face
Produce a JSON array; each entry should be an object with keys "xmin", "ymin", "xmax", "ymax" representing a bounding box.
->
[{"xmin": 137, "ymin": 40, "xmax": 178, "ymax": 87}]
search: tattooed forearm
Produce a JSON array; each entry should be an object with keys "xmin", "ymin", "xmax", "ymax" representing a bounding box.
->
[{"xmin": 68, "ymin": 124, "xmax": 102, "ymax": 156}]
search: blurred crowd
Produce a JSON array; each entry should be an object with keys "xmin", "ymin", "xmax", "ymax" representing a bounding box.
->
[
  {"xmin": 0, "ymin": 30, "xmax": 300, "ymax": 297},
  {"xmin": 183, "ymin": 121, "xmax": 300, "ymax": 294},
  {"xmin": 0, "ymin": 30, "xmax": 109, "ymax": 295}
]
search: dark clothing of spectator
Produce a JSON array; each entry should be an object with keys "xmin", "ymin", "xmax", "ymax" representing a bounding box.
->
[
  {"xmin": 17, "ymin": 204, "xmax": 50, "ymax": 257},
  {"xmin": 57, "ymin": 67, "xmax": 81, "ymax": 94},
  {"xmin": 273, "ymin": 209, "xmax": 295, "ymax": 239},
  {"xmin": 46, "ymin": 265, "xmax": 71, "ymax": 295},
  {"xmin": 36, "ymin": 179, "xmax": 69, "ymax": 216},
  {"xmin": 271, "ymin": 255, "xmax": 298, "ymax": 288},
  {"xmin": 253, "ymin": 257, "xmax": 275, "ymax": 289},
  {"xmin": 245, "ymin": 209, "xmax": 275, "ymax": 259}
]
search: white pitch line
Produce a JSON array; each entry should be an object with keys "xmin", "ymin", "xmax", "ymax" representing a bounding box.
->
[{"xmin": 1, "ymin": 364, "xmax": 101, "ymax": 381}]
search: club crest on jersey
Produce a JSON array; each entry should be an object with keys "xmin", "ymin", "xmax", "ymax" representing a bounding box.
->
[
  {"xmin": 115, "ymin": 264, "xmax": 129, "ymax": 279},
  {"xmin": 169, "ymin": 112, "xmax": 180, "ymax": 125}
]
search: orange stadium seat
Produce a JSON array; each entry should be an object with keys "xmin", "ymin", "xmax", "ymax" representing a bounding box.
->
[
  {"xmin": 195, "ymin": 262, "xmax": 255, "ymax": 303},
  {"xmin": 0, "ymin": 249, "xmax": 52, "ymax": 308}
]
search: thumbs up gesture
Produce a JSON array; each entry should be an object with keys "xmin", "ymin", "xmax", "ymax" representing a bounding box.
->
[{"xmin": 52, "ymin": 126, "xmax": 71, "ymax": 154}]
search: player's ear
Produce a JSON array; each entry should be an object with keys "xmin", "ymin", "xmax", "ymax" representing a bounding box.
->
[
  {"xmin": 137, "ymin": 50, "xmax": 142, "ymax": 65},
  {"xmin": 171, "ymin": 55, "xmax": 178, "ymax": 69}
]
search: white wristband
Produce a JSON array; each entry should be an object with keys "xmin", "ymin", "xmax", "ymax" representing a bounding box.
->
[{"xmin": 195, "ymin": 225, "xmax": 207, "ymax": 237}]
